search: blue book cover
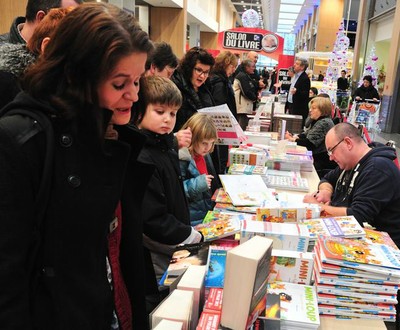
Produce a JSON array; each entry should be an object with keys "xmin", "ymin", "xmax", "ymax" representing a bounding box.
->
[{"xmin": 205, "ymin": 248, "xmax": 228, "ymax": 288}]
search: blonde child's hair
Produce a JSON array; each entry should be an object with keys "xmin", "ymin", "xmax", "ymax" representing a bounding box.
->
[{"xmin": 181, "ymin": 113, "xmax": 218, "ymax": 154}]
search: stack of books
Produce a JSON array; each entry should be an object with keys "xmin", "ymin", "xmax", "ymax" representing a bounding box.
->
[
  {"xmin": 265, "ymin": 151, "xmax": 314, "ymax": 172},
  {"xmin": 300, "ymin": 216, "xmax": 366, "ymax": 251},
  {"xmin": 263, "ymin": 169, "xmax": 310, "ymax": 192},
  {"xmin": 256, "ymin": 201, "xmax": 320, "ymax": 223},
  {"xmin": 314, "ymin": 236, "xmax": 400, "ymax": 322}
]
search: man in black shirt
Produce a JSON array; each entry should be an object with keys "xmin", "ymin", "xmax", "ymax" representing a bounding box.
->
[{"xmin": 337, "ymin": 70, "xmax": 349, "ymax": 91}]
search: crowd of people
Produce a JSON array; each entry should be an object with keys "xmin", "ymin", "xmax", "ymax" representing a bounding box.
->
[{"xmin": 0, "ymin": 1, "xmax": 398, "ymax": 330}]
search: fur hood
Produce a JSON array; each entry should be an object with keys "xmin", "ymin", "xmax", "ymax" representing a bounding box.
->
[{"xmin": 0, "ymin": 43, "xmax": 36, "ymax": 77}]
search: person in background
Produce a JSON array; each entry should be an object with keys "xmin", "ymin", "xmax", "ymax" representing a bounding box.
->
[
  {"xmin": 285, "ymin": 96, "xmax": 336, "ymax": 174},
  {"xmin": 131, "ymin": 75, "xmax": 203, "ymax": 312},
  {"xmin": 179, "ymin": 113, "xmax": 219, "ymax": 225},
  {"xmin": 0, "ymin": 7, "xmax": 74, "ymax": 110},
  {"xmin": 0, "ymin": 3, "xmax": 153, "ymax": 328},
  {"xmin": 288, "ymin": 57, "xmax": 311, "ymax": 127},
  {"xmin": 0, "ymin": 0, "xmax": 82, "ymax": 44},
  {"xmin": 304, "ymin": 123, "xmax": 400, "ymax": 247},
  {"xmin": 171, "ymin": 46, "xmax": 215, "ymax": 132},
  {"xmin": 352, "ymin": 75, "xmax": 380, "ymax": 101},
  {"xmin": 317, "ymin": 71, "xmax": 324, "ymax": 81},
  {"xmin": 337, "ymin": 69, "xmax": 349, "ymax": 91},
  {"xmin": 233, "ymin": 59, "xmax": 258, "ymax": 131},
  {"xmin": 269, "ymin": 66, "xmax": 277, "ymax": 93},
  {"xmin": 209, "ymin": 50, "xmax": 238, "ymax": 174},
  {"xmin": 144, "ymin": 41, "xmax": 178, "ymax": 79},
  {"xmin": 143, "ymin": 41, "xmax": 191, "ymax": 150},
  {"xmin": 309, "ymin": 87, "xmax": 319, "ymax": 100},
  {"xmin": 283, "ymin": 66, "xmax": 295, "ymax": 113}
]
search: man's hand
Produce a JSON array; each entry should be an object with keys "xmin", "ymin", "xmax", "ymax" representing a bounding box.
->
[{"xmin": 175, "ymin": 128, "xmax": 192, "ymax": 149}]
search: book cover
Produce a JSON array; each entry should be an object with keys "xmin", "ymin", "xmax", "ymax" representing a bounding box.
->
[
  {"xmin": 198, "ymin": 104, "xmax": 247, "ymax": 145},
  {"xmin": 363, "ymin": 228, "xmax": 399, "ymax": 250},
  {"xmin": 228, "ymin": 163, "xmax": 268, "ymax": 176},
  {"xmin": 212, "ymin": 188, "xmax": 232, "ymax": 204},
  {"xmin": 221, "ymin": 236, "xmax": 273, "ymax": 330},
  {"xmin": 214, "ymin": 202, "xmax": 259, "ymax": 214},
  {"xmin": 266, "ymin": 282, "xmax": 320, "ymax": 328},
  {"xmin": 196, "ymin": 311, "xmax": 220, "ymax": 330},
  {"xmin": 316, "ymin": 236, "xmax": 400, "ymax": 277},
  {"xmin": 263, "ymin": 171, "xmax": 310, "ymax": 192},
  {"xmin": 240, "ymin": 220, "xmax": 310, "ymax": 252},
  {"xmin": 194, "ymin": 217, "xmax": 241, "ymax": 242},
  {"xmin": 203, "ymin": 287, "xmax": 223, "ymax": 313},
  {"xmin": 253, "ymin": 293, "xmax": 281, "ymax": 330},
  {"xmin": 268, "ymin": 249, "xmax": 314, "ymax": 285},
  {"xmin": 219, "ymin": 174, "xmax": 271, "ymax": 206},
  {"xmin": 205, "ymin": 247, "xmax": 229, "ymax": 288},
  {"xmin": 202, "ymin": 210, "xmax": 255, "ymax": 224},
  {"xmin": 300, "ymin": 216, "xmax": 366, "ymax": 241},
  {"xmin": 164, "ymin": 243, "xmax": 210, "ymax": 286}
]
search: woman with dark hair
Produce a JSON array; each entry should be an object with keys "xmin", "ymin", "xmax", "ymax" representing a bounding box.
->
[
  {"xmin": 171, "ymin": 46, "xmax": 215, "ymax": 132},
  {"xmin": 0, "ymin": 3, "xmax": 153, "ymax": 329},
  {"xmin": 353, "ymin": 75, "xmax": 380, "ymax": 101}
]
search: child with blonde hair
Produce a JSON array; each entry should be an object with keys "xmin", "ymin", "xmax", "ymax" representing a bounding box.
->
[{"xmin": 179, "ymin": 113, "xmax": 220, "ymax": 225}]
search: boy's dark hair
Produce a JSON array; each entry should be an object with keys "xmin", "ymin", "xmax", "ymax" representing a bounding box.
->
[
  {"xmin": 310, "ymin": 87, "xmax": 318, "ymax": 96},
  {"xmin": 145, "ymin": 42, "xmax": 178, "ymax": 71},
  {"xmin": 25, "ymin": 0, "xmax": 83, "ymax": 22},
  {"xmin": 132, "ymin": 75, "xmax": 182, "ymax": 125},
  {"xmin": 177, "ymin": 47, "xmax": 215, "ymax": 84}
]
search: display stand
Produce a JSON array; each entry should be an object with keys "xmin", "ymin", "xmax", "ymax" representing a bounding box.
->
[{"xmin": 347, "ymin": 100, "xmax": 381, "ymax": 141}]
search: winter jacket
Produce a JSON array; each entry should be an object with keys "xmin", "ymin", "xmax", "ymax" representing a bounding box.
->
[
  {"xmin": 0, "ymin": 17, "xmax": 26, "ymax": 44},
  {"xmin": 137, "ymin": 129, "xmax": 193, "ymax": 283},
  {"xmin": 0, "ymin": 43, "xmax": 36, "ymax": 109},
  {"xmin": 0, "ymin": 92, "xmax": 151, "ymax": 329},
  {"xmin": 209, "ymin": 72, "xmax": 237, "ymax": 118},
  {"xmin": 321, "ymin": 146, "xmax": 400, "ymax": 247},
  {"xmin": 171, "ymin": 70, "xmax": 214, "ymax": 132},
  {"xmin": 233, "ymin": 71, "xmax": 257, "ymax": 114},
  {"xmin": 179, "ymin": 150, "xmax": 218, "ymax": 225},
  {"xmin": 352, "ymin": 84, "xmax": 380, "ymax": 100},
  {"xmin": 296, "ymin": 116, "xmax": 336, "ymax": 171}
]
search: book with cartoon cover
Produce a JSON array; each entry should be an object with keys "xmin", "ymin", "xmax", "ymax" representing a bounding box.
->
[
  {"xmin": 195, "ymin": 217, "xmax": 241, "ymax": 242},
  {"xmin": 300, "ymin": 216, "xmax": 366, "ymax": 241},
  {"xmin": 363, "ymin": 228, "xmax": 399, "ymax": 250},
  {"xmin": 316, "ymin": 236, "xmax": 400, "ymax": 277}
]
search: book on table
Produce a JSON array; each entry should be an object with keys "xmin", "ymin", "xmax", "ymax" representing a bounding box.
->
[
  {"xmin": 266, "ymin": 281, "xmax": 320, "ymax": 330},
  {"xmin": 150, "ymin": 289, "xmax": 193, "ymax": 330},
  {"xmin": 315, "ymin": 236, "xmax": 400, "ymax": 277},
  {"xmin": 219, "ymin": 174, "xmax": 274, "ymax": 206},
  {"xmin": 162, "ymin": 243, "xmax": 210, "ymax": 286},
  {"xmin": 363, "ymin": 227, "xmax": 399, "ymax": 249},
  {"xmin": 300, "ymin": 216, "xmax": 366, "ymax": 241},
  {"xmin": 268, "ymin": 249, "xmax": 314, "ymax": 285},
  {"xmin": 204, "ymin": 246, "xmax": 231, "ymax": 288},
  {"xmin": 177, "ymin": 265, "xmax": 207, "ymax": 330},
  {"xmin": 194, "ymin": 216, "xmax": 242, "ymax": 242},
  {"xmin": 153, "ymin": 319, "xmax": 183, "ymax": 330},
  {"xmin": 253, "ymin": 293, "xmax": 281, "ymax": 330},
  {"xmin": 256, "ymin": 202, "xmax": 320, "ymax": 223},
  {"xmin": 240, "ymin": 220, "xmax": 310, "ymax": 252},
  {"xmin": 220, "ymin": 236, "xmax": 273, "ymax": 330}
]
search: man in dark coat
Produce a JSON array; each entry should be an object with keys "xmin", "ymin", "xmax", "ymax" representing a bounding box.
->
[{"xmin": 288, "ymin": 58, "xmax": 311, "ymax": 127}]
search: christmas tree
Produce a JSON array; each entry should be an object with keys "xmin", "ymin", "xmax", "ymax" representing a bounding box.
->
[
  {"xmin": 321, "ymin": 20, "xmax": 350, "ymax": 100},
  {"xmin": 358, "ymin": 47, "xmax": 379, "ymax": 88}
]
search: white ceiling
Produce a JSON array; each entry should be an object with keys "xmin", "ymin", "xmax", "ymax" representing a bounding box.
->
[
  {"xmin": 136, "ymin": 0, "xmax": 322, "ymax": 35},
  {"xmin": 232, "ymin": 0, "xmax": 321, "ymax": 35}
]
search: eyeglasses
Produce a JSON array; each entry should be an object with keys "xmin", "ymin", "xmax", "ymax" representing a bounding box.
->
[
  {"xmin": 327, "ymin": 138, "xmax": 345, "ymax": 156},
  {"xmin": 194, "ymin": 67, "xmax": 210, "ymax": 77}
]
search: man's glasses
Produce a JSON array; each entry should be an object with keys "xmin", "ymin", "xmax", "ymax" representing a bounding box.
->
[
  {"xmin": 327, "ymin": 138, "xmax": 345, "ymax": 156},
  {"xmin": 194, "ymin": 67, "xmax": 210, "ymax": 77}
]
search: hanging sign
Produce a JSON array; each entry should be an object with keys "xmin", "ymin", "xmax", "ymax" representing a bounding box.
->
[{"xmin": 223, "ymin": 31, "xmax": 263, "ymax": 51}]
